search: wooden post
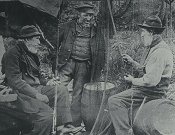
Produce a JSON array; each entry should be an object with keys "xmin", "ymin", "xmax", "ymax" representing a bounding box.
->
[
  {"xmin": 170, "ymin": 2, "xmax": 172, "ymax": 42},
  {"xmin": 166, "ymin": 2, "xmax": 168, "ymax": 38}
]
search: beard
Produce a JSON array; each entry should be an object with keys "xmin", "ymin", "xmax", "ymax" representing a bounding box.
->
[
  {"xmin": 83, "ymin": 22, "xmax": 91, "ymax": 27},
  {"xmin": 80, "ymin": 19, "xmax": 91, "ymax": 28},
  {"xmin": 78, "ymin": 18, "xmax": 94, "ymax": 28},
  {"xmin": 27, "ymin": 45, "xmax": 38, "ymax": 54}
]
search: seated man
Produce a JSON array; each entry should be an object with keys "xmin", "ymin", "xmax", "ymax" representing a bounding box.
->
[
  {"xmin": 4, "ymin": 25, "xmax": 75, "ymax": 135},
  {"xmin": 108, "ymin": 15, "xmax": 173, "ymax": 135}
]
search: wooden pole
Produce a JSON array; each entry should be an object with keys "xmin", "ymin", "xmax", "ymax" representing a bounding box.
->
[
  {"xmin": 52, "ymin": 1, "xmax": 61, "ymax": 134},
  {"xmin": 166, "ymin": 2, "xmax": 168, "ymax": 38},
  {"xmin": 170, "ymin": 2, "xmax": 172, "ymax": 40}
]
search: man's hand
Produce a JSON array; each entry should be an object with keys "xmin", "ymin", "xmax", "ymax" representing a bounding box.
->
[
  {"xmin": 47, "ymin": 77, "xmax": 61, "ymax": 86},
  {"xmin": 36, "ymin": 93, "xmax": 49, "ymax": 103},
  {"xmin": 124, "ymin": 75, "xmax": 134, "ymax": 83},
  {"xmin": 122, "ymin": 54, "xmax": 134, "ymax": 64}
]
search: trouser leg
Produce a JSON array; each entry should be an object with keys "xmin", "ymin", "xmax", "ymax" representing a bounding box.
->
[
  {"xmin": 24, "ymin": 110, "xmax": 53, "ymax": 135},
  {"xmin": 108, "ymin": 89, "xmax": 147, "ymax": 135},
  {"xmin": 59, "ymin": 59, "xmax": 74, "ymax": 86},
  {"xmin": 0, "ymin": 101, "xmax": 53, "ymax": 135},
  {"xmin": 22, "ymin": 99, "xmax": 53, "ymax": 135},
  {"xmin": 71, "ymin": 60, "xmax": 91, "ymax": 126},
  {"xmin": 41, "ymin": 84, "xmax": 72, "ymax": 125}
]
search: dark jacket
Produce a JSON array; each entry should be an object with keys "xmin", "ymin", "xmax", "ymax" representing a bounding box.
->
[
  {"xmin": 4, "ymin": 41, "xmax": 45, "ymax": 98},
  {"xmin": 56, "ymin": 20, "xmax": 106, "ymax": 81},
  {"xmin": 3, "ymin": 41, "xmax": 53, "ymax": 113}
]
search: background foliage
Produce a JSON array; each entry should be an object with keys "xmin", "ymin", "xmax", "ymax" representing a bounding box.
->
[{"xmin": 1, "ymin": 0, "xmax": 175, "ymax": 89}]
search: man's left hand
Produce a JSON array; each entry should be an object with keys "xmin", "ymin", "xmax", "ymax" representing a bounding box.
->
[{"xmin": 124, "ymin": 75, "xmax": 134, "ymax": 82}]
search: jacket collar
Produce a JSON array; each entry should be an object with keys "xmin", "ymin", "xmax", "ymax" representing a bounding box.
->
[
  {"xmin": 17, "ymin": 40, "xmax": 29, "ymax": 54},
  {"xmin": 143, "ymin": 35, "xmax": 170, "ymax": 66},
  {"xmin": 142, "ymin": 35, "xmax": 163, "ymax": 63},
  {"xmin": 16, "ymin": 40, "xmax": 39, "ymax": 58},
  {"xmin": 150, "ymin": 35, "xmax": 162, "ymax": 48},
  {"xmin": 16, "ymin": 40, "xmax": 40, "ymax": 68},
  {"xmin": 148, "ymin": 35, "xmax": 170, "ymax": 54}
]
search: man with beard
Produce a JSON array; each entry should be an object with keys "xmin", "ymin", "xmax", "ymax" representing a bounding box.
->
[
  {"xmin": 54, "ymin": 3, "xmax": 105, "ymax": 126},
  {"xmin": 108, "ymin": 15, "xmax": 173, "ymax": 135},
  {"xmin": 3, "ymin": 25, "xmax": 75, "ymax": 135}
]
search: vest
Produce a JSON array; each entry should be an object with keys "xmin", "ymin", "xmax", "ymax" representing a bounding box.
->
[
  {"xmin": 71, "ymin": 24, "xmax": 91, "ymax": 61},
  {"xmin": 71, "ymin": 37, "xmax": 91, "ymax": 60}
]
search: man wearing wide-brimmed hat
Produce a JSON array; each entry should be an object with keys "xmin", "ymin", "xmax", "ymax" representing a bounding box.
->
[
  {"xmin": 54, "ymin": 3, "xmax": 105, "ymax": 126},
  {"xmin": 108, "ymin": 15, "xmax": 173, "ymax": 135},
  {"xmin": 3, "ymin": 25, "xmax": 75, "ymax": 135}
]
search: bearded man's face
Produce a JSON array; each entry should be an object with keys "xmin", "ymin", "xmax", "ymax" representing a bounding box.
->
[{"xmin": 78, "ymin": 11, "xmax": 95, "ymax": 27}]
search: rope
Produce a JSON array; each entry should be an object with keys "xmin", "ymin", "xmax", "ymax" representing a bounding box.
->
[
  {"xmin": 170, "ymin": 2, "xmax": 173, "ymax": 43},
  {"xmin": 107, "ymin": 0, "xmax": 117, "ymax": 35},
  {"xmin": 133, "ymin": 96, "xmax": 147, "ymax": 124},
  {"xmin": 130, "ymin": 92, "xmax": 134, "ymax": 129}
]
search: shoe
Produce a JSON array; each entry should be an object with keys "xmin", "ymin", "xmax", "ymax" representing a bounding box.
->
[
  {"xmin": 57, "ymin": 124, "xmax": 75, "ymax": 135},
  {"xmin": 57, "ymin": 125, "xmax": 85, "ymax": 135},
  {"xmin": 71, "ymin": 126, "xmax": 85, "ymax": 134}
]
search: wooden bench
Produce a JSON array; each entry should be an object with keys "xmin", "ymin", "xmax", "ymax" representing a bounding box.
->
[
  {"xmin": 0, "ymin": 86, "xmax": 32, "ymax": 135},
  {"xmin": 0, "ymin": 103, "xmax": 32, "ymax": 135}
]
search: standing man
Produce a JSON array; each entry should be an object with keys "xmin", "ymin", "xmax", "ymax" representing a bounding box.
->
[
  {"xmin": 4, "ymin": 25, "xmax": 75, "ymax": 135},
  {"xmin": 55, "ymin": 3, "xmax": 105, "ymax": 126},
  {"xmin": 108, "ymin": 15, "xmax": 173, "ymax": 135}
]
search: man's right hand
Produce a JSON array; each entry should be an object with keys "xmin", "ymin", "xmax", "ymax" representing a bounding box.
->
[
  {"xmin": 36, "ymin": 93, "xmax": 49, "ymax": 103},
  {"xmin": 46, "ymin": 77, "xmax": 61, "ymax": 86},
  {"xmin": 122, "ymin": 54, "xmax": 134, "ymax": 64}
]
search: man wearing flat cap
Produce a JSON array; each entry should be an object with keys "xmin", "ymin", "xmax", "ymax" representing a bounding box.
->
[
  {"xmin": 3, "ymin": 25, "xmax": 75, "ymax": 135},
  {"xmin": 108, "ymin": 15, "xmax": 173, "ymax": 135},
  {"xmin": 54, "ymin": 3, "xmax": 105, "ymax": 126}
]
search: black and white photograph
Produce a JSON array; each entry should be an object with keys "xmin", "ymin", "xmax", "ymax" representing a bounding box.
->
[{"xmin": 0, "ymin": 0, "xmax": 175, "ymax": 135}]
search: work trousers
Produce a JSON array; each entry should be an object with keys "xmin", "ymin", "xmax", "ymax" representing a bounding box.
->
[
  {"xmin": 108, "ymin": 86, "xmax": 165, "ymax": 135},
  {"xmin": 1, "ymin": 84, "xmax": 72, "ymax": 135},
  {"xmin": 59, "ymin": 58, "xmax": 91, "ymax": 126}
]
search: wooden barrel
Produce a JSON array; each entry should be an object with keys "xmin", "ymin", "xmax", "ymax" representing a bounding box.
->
[
  {"xmin": 81, "ymin": 82, "xmax": 116, "ymax": 131},
  {"xmin": 133, "ymin": 99, "xmax": 175, "ymax": 135}
]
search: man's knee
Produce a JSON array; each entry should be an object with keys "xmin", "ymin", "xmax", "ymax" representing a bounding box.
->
[
  {"xmin": 44, "ymin": 114, "xmax": 52, "ymax": 125},
  {"xmin": 57, "ymin": 84, "xmax": 69, "ymax": 96},
  {"xmin": 31, "ymin": 111, "xmax": 52, "ymax": 134},
  {"xmin": 108, "ymin": 95, "xmax": 123, "ymax": 109},
  {"xmin": 38, "ymin": 111, "xmax": 53, "ymax": 125}
]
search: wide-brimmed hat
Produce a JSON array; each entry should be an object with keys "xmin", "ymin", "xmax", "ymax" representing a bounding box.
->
[
  {"xmin": 138, "ymin": 15, "xmax": 165, "ymax": 30},
  {"xmin": 75, "ymin": 3, "xmax": 95, "ymax": 14},
  {"xmin": 19, "ymin": 25, "xmax": 41, "ymax": 39}
]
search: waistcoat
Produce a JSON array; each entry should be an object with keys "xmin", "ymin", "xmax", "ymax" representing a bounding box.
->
[{"xmin": 71, "ymin": 24, "xmax": 91, "ymax": 60}]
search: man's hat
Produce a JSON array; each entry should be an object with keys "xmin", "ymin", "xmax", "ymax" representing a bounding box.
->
[
  {"xmin": 75, "ymin": 3, "xmax": 95, "ymax": 14},
  {"xmin": 138, "ymin": 15, "xmax": 165, "ymax": 30},
  {"xmin": 19, "ymin": 25, "xmax": 41, "ymax": 39}
]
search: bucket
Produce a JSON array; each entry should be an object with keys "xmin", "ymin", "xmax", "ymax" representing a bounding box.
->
[
  {"xmin": 133, "ymin": 99, "xmax": 175, "ymax": 135},
  {"xmin": 81, "ymin": 82, "xmax": 116, "ymax": 131}
]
